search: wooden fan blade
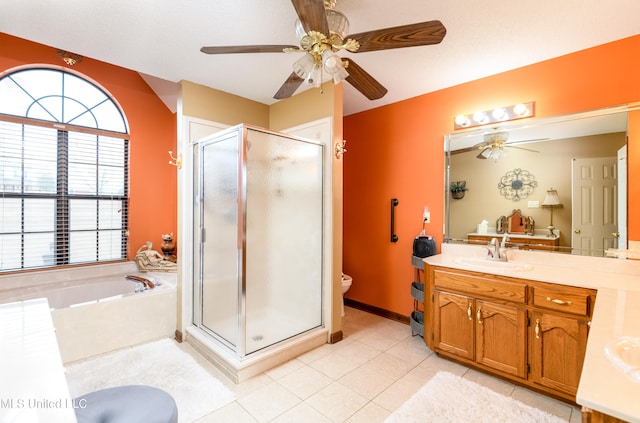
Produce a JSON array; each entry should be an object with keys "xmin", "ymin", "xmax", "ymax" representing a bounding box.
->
[
  {"xmin": 450, "ymin": 145, "xmax": 482, "ymax": 155},
  {"xmin": 273, "ymin": 72, "xmax": 305, "ymax": 99},
  {"xmin": 343, "ymin": 59, "xmax": 388, "ymax": 100},
  {"xmin": 506, "ymin": 145, "xmax": 540, "ymax": 153},
  {"xmin": 200, "ymin": 45, "xmax": 297, "ymax": 54},
  {"xmin": 348, "ymin": 20, "xmax": 446, "ymax": 53},
  {"xmin": 291, "ymin": 0, "xmax": 329, "ymax": 35},
  {"xmin": 476, "ymin": 148, "xmax": 490, "ymax": 159}
]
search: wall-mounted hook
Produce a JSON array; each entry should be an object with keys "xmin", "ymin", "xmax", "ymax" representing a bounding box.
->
[
  {"xmin": 335, "ymin": 140, "xmax": 347, "ymax": 159},
  {"xmin": 168, "ymin": 151, "xmax": 182, "ymax": 169}
]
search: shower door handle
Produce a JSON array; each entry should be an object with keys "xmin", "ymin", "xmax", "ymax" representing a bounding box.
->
[{"xmin": 390, "ymin": 198, "xmax": 399, "ymax": 243}]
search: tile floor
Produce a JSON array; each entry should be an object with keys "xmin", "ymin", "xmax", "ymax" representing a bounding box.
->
[{"xmin": 183, "ymin": 306, "xmax": 582, "ymax": 422}]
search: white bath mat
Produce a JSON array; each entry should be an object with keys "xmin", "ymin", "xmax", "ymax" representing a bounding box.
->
[
  {"xmin": 65, "ymin": 338, "xmax": 236, "ymax": 423},
  {"xmin": 385, "ymin": 371, "xmax": 568, "ymax": 423}
]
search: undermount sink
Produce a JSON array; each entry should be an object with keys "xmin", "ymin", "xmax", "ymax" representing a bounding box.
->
[
  {"xmin": 454, "ymin": 257, "xmax": 534, "ymax": 272},
  {"xmin": 605, "ymin": 337, "xmax": 640, "ymax": 383}
]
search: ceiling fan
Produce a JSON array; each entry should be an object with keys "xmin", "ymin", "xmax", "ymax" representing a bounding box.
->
[
  {"xmin": 474, "ymin": 131, "xmax": 544, "ymax": 160},
  {"xmin": 452, "ymin": 130, "xmax": 546, "ymax": 161},
  {"xmin": 200, "ymin": 0, "xmax": 446, "ymax": 101}
]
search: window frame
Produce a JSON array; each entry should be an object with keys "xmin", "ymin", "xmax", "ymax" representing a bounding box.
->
[{"xmin": 0, "ymin": 67, "xmax": 130, "ymax": 273}]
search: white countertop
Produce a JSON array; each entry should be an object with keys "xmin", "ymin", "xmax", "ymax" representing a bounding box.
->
[
  {"xmin": 0, "ymin": 299, "xmax": 78, "ymax": 423},
  {"xmin": 424, "ymin": 243, "xmax": 640, "ymax": 422}
]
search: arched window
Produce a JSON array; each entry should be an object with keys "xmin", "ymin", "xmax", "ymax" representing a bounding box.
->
[{"xmin": 0, "ymin": 68, "xmax": 129, "ymax": 271}]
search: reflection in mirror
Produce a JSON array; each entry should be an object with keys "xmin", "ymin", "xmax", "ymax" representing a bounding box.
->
[{"xmin": 444, "ymin": 106, "xmax": 630, "ymax": 257}]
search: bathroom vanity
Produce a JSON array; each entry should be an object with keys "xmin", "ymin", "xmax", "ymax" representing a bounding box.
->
[
  {"xmin": 422, "ymin": 244, "xmax": 640, "ymax": 422},
  {"xmin": 467, "ymin": 231, "xmax": 560, "ymax": 251}
]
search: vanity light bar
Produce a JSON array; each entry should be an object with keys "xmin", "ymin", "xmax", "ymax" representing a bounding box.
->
[{"xmin": 454, "ymin": 102, "xmax": 535, "ymax": 130}]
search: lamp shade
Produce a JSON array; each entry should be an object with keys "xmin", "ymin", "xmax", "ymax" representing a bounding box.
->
[{"xmin": 542, "ymin": 189, "xmax": 562, "ymax": 207}]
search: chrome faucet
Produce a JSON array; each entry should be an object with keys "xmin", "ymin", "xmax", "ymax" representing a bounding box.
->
[{"xmin": 485, "ymin": 235, "xmax": 509, "ymax": 261}]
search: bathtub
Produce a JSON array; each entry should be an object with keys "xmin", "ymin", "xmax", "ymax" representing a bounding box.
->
[{"xmin": 0, "ymin": 262, "xmax": 177, "ymax": 364}]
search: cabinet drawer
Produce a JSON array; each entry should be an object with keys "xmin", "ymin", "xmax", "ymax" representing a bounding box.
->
[
  {"xmin": 531, "ymin": 285, "xmax": 592, "ymax": 316},
  {"xmin": 433, "ymin": 269, "xmax": 526, "ymax": 303}
]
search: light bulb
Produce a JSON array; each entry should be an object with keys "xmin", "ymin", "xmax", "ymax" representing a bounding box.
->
[
  {"xmin": 473, "ymin": 111, "xmax": 488, "ymax": 124},
  {"xmin": 306, "ymin": 65, "xmax": 322, "ymax": 88},
  {"xmin": 293, "ymin": 54, "xmax": 314, "ymax": 79},
  {"xmin": 492, "ymin": 108, "xmax": 506, "ymax": 120},
  {"xmin": 332, "ymin": 65, "xmax": 349, "ymax": 84},
  {"xmin": 322, "ymin": 50, "xmax": 342, "ymax": 74},
  {"xmin": 513, "ymin": 103, "xmax": 528, "ymax": 116}
]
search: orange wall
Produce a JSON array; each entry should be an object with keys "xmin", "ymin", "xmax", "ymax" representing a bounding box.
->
[
  {"xmin": 344, "ymin": 35, "xmax": 640, "ymax": 316},
  {"xmin": 0, "ymin": 33, "xmax": 177, "ymax": 260}
]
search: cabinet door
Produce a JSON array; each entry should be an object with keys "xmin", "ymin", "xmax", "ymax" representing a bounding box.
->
[
  {"xmin": 530, "ymin": 311, "xmax": 589, "ymax": 396},
  {"xmin": 434, "ymin": 291, "xmax": 474, "ymax": 360},
  {"xmin": 476, "ymin": 300, "xmax": 528, "ymax": 378}
]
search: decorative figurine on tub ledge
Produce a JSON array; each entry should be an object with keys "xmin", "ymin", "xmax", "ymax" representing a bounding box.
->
[
  {"xmin": 135, "ymin": 242, "xmax": 177, "ymax": 272},
  {"xmin": 160, "ymin": 233, "xmax": 177, "ymax": 262}
]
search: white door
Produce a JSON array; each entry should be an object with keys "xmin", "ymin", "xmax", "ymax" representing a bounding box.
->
[
  {"xmin": 617, "ymin": 145, "xmax": 628, "ymax": 250},
  {"xmin": 571, "ymin": 157, "xmax": 618, "ymax": 256}
]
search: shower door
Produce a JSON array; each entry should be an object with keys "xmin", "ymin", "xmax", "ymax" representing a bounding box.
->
[{"xmin": 193, "ymin": 125, "xmax": 324, "ymax": 357}]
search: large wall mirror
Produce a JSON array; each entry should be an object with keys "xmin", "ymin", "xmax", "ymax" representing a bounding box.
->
[{"xmin": 444, "ymin": 105, "xmax": 631, "ymax": 257}]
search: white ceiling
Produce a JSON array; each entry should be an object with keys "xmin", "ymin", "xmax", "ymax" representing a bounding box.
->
[{"xmin": 2, "ymin": 0, "xmax": 640, "ymax": 116}]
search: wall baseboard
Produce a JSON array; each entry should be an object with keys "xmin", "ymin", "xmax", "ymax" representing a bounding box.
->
[{"xmin": 344, "ymin": 298, "xmax": 410, "ymax": 325}]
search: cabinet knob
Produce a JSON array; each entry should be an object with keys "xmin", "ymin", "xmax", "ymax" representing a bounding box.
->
[
  {"xmin": 467, "ymin": 303, "xmax": 472, "ymax": 320},
  {"xmin": 535, "ymin": 318, "xmax": 541, "ymax": 340},
  {"xmin": 476, "ymin": 307, "xmax": 483, "ymax": 324}
]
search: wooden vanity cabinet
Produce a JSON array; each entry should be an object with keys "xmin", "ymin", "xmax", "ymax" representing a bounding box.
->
[
  {"xmin": 426, "ymin": 264, "xmax": 596, "ymax": 402},
  {"xmin": 467, "ymin": 234, "xmax": 559, "ymax": 251},
  {"xmin": 432, "ymin": 269, "xmax": 528, "ymax": 378},
  {"xmin": 529, "ymin": 282, "xmax": 594, "ymax": 398}
]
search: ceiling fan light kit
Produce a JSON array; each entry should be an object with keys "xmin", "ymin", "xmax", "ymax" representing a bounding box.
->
[
  {"xmin": 200, "ymin": 0, "xmax": 446, "ymax": 101},
  {"xmin": 454, "ymin": 101, "xmax": 535, "ymax": 130}
]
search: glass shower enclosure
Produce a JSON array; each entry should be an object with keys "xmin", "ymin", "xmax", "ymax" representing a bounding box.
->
[{"xmin": 192, "ymin": 124, "xmax": 324, "ymax": 358}]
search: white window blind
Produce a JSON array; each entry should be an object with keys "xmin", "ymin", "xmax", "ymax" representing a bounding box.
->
[{"xmin": 0, "ymin": 68, "xmax": 129, "ymax": 272}]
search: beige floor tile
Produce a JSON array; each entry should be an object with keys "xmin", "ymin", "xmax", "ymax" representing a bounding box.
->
[
  {"xmin": 194, "ymin": 401, "xmax": 258, "ymax": 423},
  {"xmin": 306, "ymin": 382, "xmax": 369, "ymax": 422},
  {"xmin": 264, "ymin": 358, "xmax": 305, "ymax": 380},
  {"xmin": 373, "ymin": 365, "xmax": 437, "ymax": 412},
  {"xmin": 277, "ymin": 365, "xmax": 333, "ymax": 400},
  {"xmin": 270, "ymin": 402, "xmax": 332, "ymax": 423},
  {"xmin": 333, "ymin": 340, "xmax": 382, "ymax": 364},
  {"xmin": 357, "ymin": 329, "xmax": 404, "ymax": 351},
  {"xmin": 418, "ymin": 352, "xmax": 469, "ymax": 376},
  {"xmin": 569, "ymin": 407, "xmax": 583, "ymax": 423},
  {"xmin": 358, "ymin": 351, "xmax": 414, "ymax": 381},
  {"xmin": 227, "ymin": 372, "xmax": 274, "ymax": 398},
  {"xmin": 344, "ymin": 401, "xmax": 391, "ymax": 423},
  {"xmin": 308, "ymin": 351, "xmax": 361, "ymax": 380},
  {"xmin": 69, "ymin": 305, "xmax": 586, "ymax": 422},
  {"xmin": 385, "ymin": 334, "xmax": 433, "ymax": 366},
  {"xmin": 511, "ymin": 386, "xmax": 575, "ymax": 420},
  {"xmin": 297, "ymin": 342, "xmax": 342, "ymax": 365},
  {"xmin": 236, "ymin": 381, "xmax": 301, "ymax": 422},
  {"xmin": 463, "ymin": 368, "xmax": 517, "ymax": 397},
  {"xmin": 338, "ymin": 366, "xmax": 396, "ymax": 400}
]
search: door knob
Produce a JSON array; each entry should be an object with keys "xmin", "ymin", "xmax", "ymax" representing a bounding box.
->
[
  {"xmin": 612, "ymin": 232, "xmax": 620, "ymax": 238},
  {"xmin": 574, "ymin": 229, "xmax": 581, "ymax": 234}
]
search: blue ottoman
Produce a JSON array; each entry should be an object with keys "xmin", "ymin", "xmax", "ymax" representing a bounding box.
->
[{"xmin": 74, "ymin": 385, "xmax": 178, "ymax": 423}]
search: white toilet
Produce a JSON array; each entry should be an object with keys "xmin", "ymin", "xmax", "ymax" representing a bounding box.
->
[{"xmin": 341, "ymin": 273, "xmax": 353, "ymax": 316}]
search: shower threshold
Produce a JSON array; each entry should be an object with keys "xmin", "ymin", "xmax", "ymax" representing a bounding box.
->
[{"xmin": 185, "ymin": 326, "xmax": 328, "ymax": 383}]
